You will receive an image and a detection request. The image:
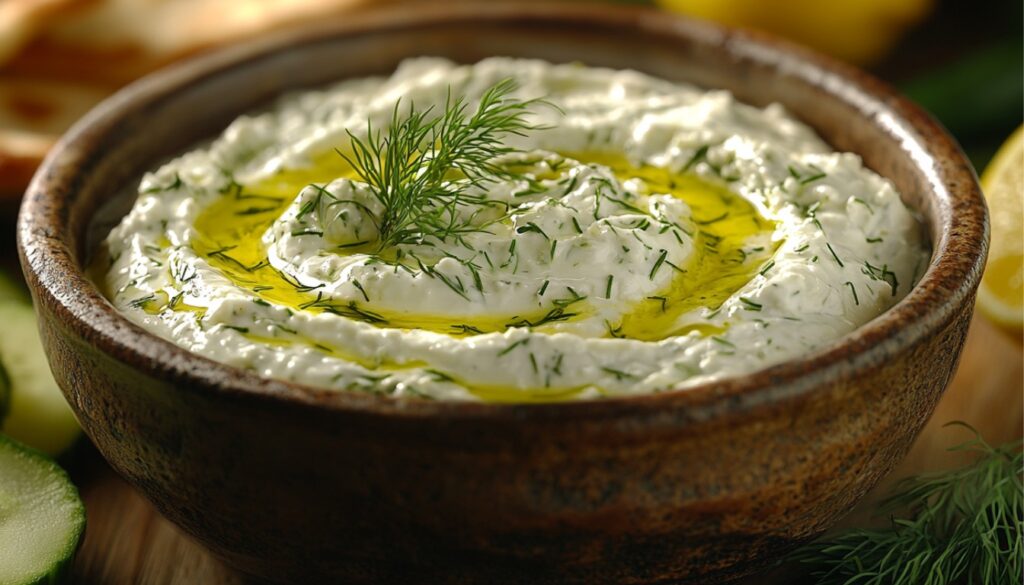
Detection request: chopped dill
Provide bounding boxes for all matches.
[337,240,371,249]
[235,206,280,216]
[571,216,584,234]
[647,295,668,312]
[845,281,859,305]
[852,197,874,213]
[649,249,668,279]
[694,211,729,226]
[605,320,625,338]
[682,144,710,171]
[498,338,529,357]
[826,242,844,267]
[516,222,549,239]
[425,368,455,382]
[739,297,763,311]
[863,261,900,296]
[351,279,370,302]
[128,294,156,309]
[600,366,636,381]
[290,229,324,238]
[451,324,484,335]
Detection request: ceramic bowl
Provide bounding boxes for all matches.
[17,4,987,584]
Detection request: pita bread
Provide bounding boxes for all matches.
[45,0,373,56]
[0,77,109,198]
[0,0,87,66]
[0,129,54,197]
[0,0,379,200]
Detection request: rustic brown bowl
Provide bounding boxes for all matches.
[17,4,987,584]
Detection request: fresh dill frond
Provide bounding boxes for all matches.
[340,79,548,253]
[790,422,1022,585]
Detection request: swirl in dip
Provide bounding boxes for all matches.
[95,58,929,401]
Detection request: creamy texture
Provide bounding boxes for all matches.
[96,57,928,401]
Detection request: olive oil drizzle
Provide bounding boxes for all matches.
[183,151,776,342]
[578,152,778,341]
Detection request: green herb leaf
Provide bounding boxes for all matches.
[791,422,1023,585]
[340,79,548,253]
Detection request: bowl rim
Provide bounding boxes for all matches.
[17,2,987,422]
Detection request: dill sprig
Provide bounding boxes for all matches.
[790,422,1022,585]
[341,79,547,253]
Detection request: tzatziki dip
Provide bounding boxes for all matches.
[95,57,929,401]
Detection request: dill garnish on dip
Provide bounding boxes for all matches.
[94,58,928,401]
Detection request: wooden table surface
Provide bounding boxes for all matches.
[68,315,1022,584]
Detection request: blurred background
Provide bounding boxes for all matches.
[0,0,1020,205]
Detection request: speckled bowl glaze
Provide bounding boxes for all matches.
[18,4,987,584]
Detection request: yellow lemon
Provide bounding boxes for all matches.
[977,125,1023,340]
[656,0,933,65]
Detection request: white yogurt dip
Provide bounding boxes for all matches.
[96,57,928,401]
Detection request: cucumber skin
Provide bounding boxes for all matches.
[23,560,71,585]
[0,434,86,585]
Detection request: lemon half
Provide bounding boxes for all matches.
[977,125,1023,340]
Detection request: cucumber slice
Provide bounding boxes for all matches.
[0,434,85,585]
[0,303,80,456]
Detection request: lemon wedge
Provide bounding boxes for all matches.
[977,125,1023,340]
[655,0,932,65]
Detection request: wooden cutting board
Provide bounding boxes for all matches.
[68,315,1023,585]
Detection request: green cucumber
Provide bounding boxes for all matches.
[0,434,85,585]
[0,303,79,456]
